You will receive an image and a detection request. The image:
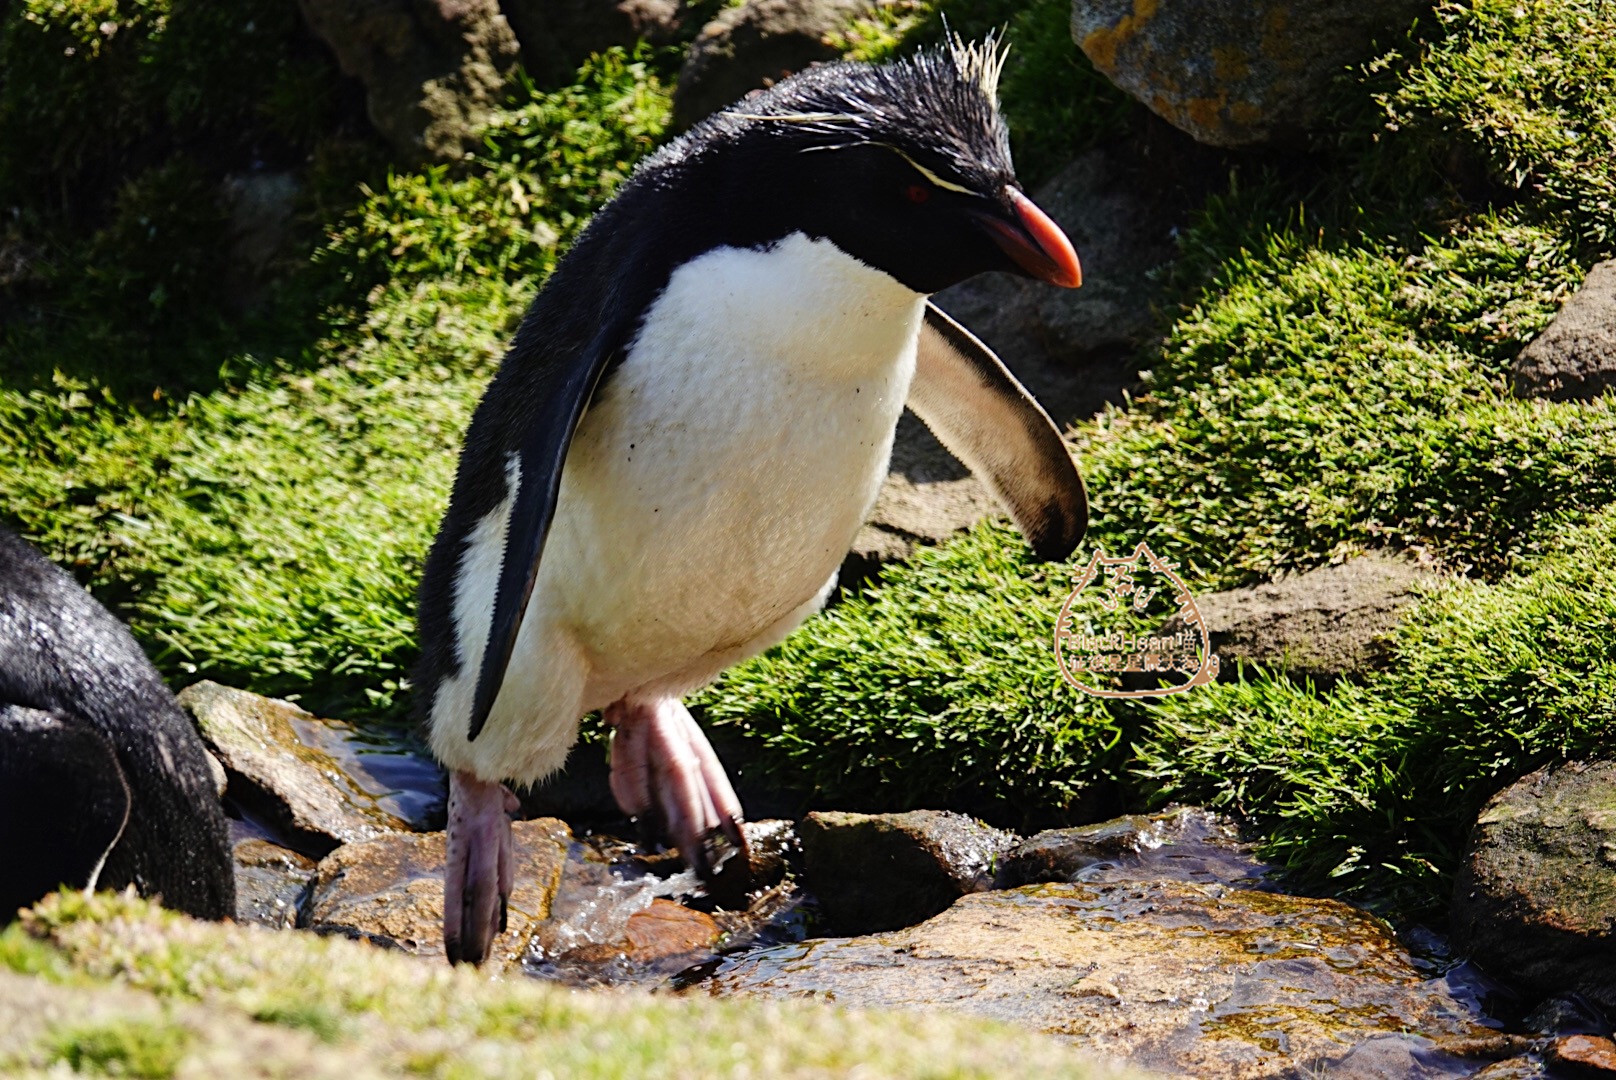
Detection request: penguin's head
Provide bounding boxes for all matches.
[685,35,1082,296]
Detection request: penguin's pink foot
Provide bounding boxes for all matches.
[605,696,749,879]
[443,770,519,965]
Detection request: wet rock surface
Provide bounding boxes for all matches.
[527,820,803,987]
[1512,261,1616,401]
[672,0,879,129]
[799,810,1017,934]
[1070,0,1429,147]
[693,808,1538,1077]
[304,818,569,969]
[998,807,1275,889]
[1550,1035,1616,1074]
[296,0,519,160]
[181,681,444,854]
[1452,761,1616,1014]
[232,836,316,930]
[1163,551,1438,688]
[702,875,1495,1078]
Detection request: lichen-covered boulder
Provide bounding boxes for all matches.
[1069,0,1429,146]
[1451,761,1616,1013]
[671,0,880,130]
[502,0,685,86]
[297,0,519,161]
[180,681,444,854]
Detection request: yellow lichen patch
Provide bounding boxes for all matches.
[1211,45,1251,84]
[1080,0,1161,75]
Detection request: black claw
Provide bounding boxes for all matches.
[635,810,665,853]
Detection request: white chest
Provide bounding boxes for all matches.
[541,233,926,688]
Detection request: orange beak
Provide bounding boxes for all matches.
[971,187,1083,289]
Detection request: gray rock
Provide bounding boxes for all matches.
[503,0,684,86]
[1451,761,1616,1014]
[297,0,519,161]
[220,170,302,311]
[1070,0,1429,146]
[1175,551,1437,688]
[1512,260,1616,401]
[180,681,444,854]
[671,0,877,130]
[233,838,316,930]
[798,810,1017,934]
[704,880,1493,1077]
[998,806,1275,889]
[303,818,570,970]
[935,147,1178,365]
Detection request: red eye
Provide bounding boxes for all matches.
[904,184,930,204]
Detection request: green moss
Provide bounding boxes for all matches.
[1139,505,1616,913]
[249,999,343,1044]
[0,892,1135,1079]
[1386,0,1616,248]
[698,519,1122,818]
[49,1018,189,1079]
[0,49,669,719]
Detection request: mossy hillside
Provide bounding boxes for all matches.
[1139,504,1616,912]
[701,0,1616,903]
[0,0,1613,915]
[0,0,345,396]
[1,50,670,718]
[0,891,1135,1079]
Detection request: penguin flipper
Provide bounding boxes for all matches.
[908,302,1087,562]
[425,329,622,746]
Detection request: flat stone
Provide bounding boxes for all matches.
[181,681,443,855]
[1550,1035,1616,1074]
[1512,260,1616,401]
[1167,552,1437,688]
[1451,761,1616,1014]
[798,810,1017,934]
[233,838,316,930]
[303,819,569,970]
[1071,0,1429,147]
[702,880,1492,1078]
[557,898,722,974]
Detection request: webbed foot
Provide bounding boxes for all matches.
[443,770,518,965]
[605,696,749,879]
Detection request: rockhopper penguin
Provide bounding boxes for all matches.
[416,36,1089,965]
[0,527,234,921]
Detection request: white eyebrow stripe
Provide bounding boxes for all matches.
[880,145,975,194]
[726,111,857,124]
